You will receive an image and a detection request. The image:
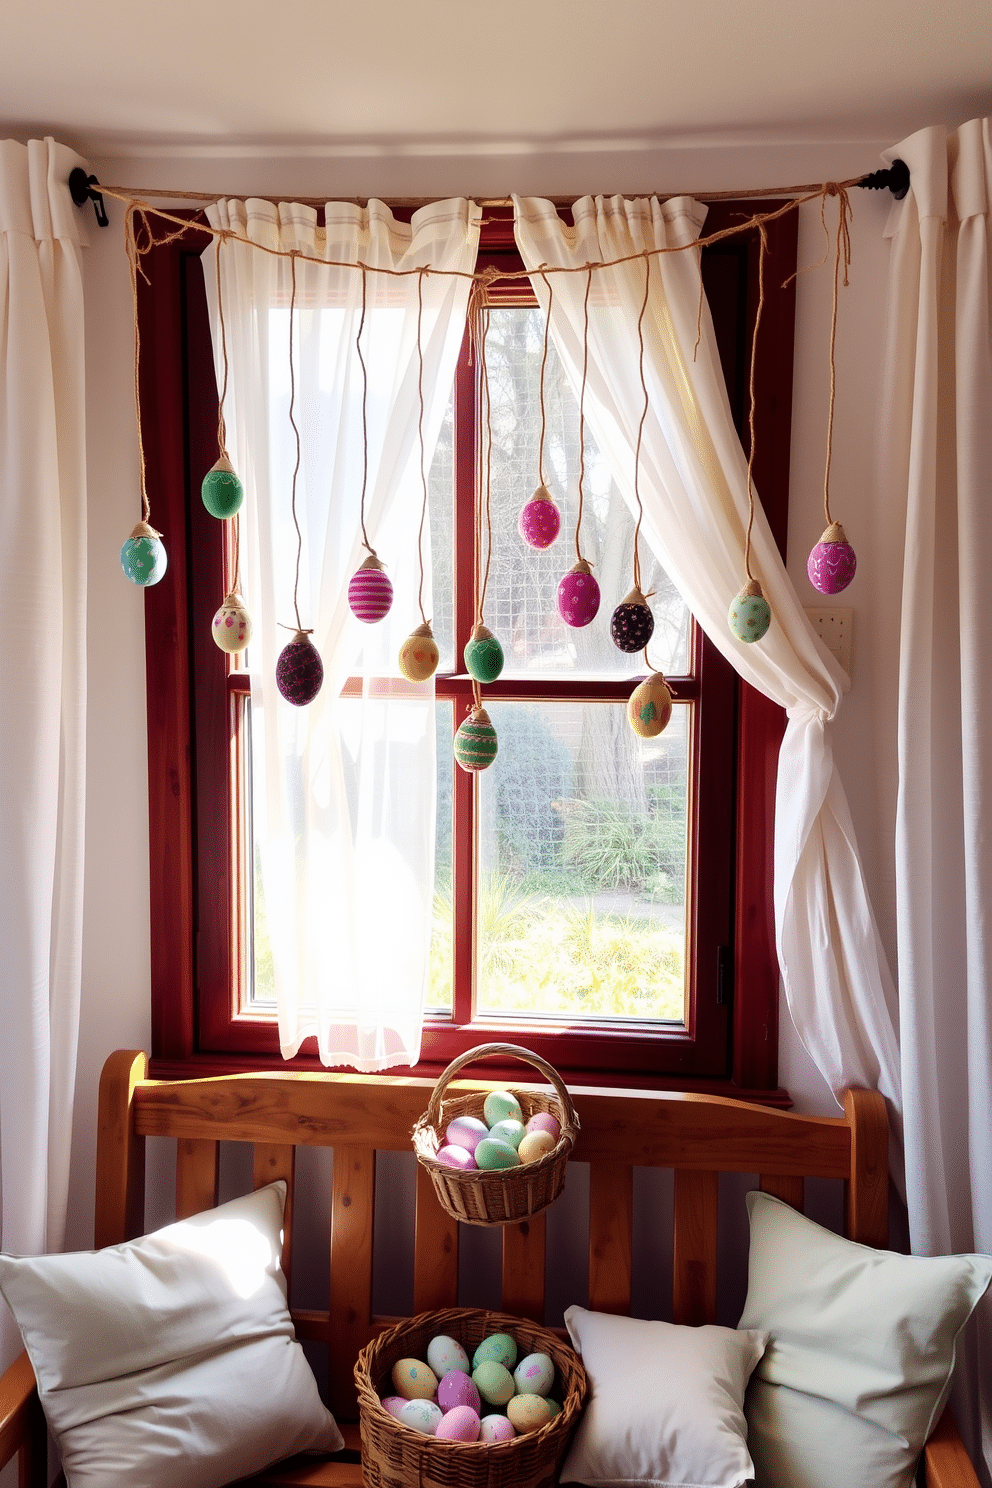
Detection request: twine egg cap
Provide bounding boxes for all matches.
[568,559,594,577]
[210,454,236,475]
[470,705,493,727]
[358,553,386,573]
[530,484,555,503]
[130,520,162,541]
[819,521,849,545]
[410,620,434,640]
[740,578,765,600]
[470,623,495,643]
[619,585,649,608]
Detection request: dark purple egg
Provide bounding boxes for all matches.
[276,633,324,706]
[610,589,655,653]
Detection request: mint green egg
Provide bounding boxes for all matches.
[121,534,168,587]
[487,1118,525,1150]
[201,458,244,519]
[483,1089,523,1127]
[474,1137,520,1171]
[472,1333,518,1371]
[728,592,771,643]
[472,1360,515,1406]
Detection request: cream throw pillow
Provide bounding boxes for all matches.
[0,1181,344,1488]
[559,1305,768,1487]
[739,1190,992,1488]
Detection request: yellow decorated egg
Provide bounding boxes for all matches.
[506,1394,554,1434]
[517,1129,557,1165]
[399,623,440,683]
[391,1357,438,1401]
[627,672,673,739]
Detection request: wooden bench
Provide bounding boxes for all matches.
[0,1049,981,1487]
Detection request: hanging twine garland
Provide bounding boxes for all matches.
[205,232,253,654]
[807,187,857,595]
[728,222,773,645]
[399,266,442,683]
[612,250,657,656]
[518,266,562,549]
[557,266,601,629]
[348,262,395,624]
[119,203,168,587]
[463,278,504,690]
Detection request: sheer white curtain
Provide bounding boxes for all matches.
[203,198,480,1070]
[0,138,87,1361]
[513,194,901,1123]
[878,119,992,1481]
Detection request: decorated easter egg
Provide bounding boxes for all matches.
[436,1406,481,1442]
[473,1334,518,1372]
[444,1115,489,1155]
[437,1371,481,1414]
[348,554,393,624]
[120,522,168,587]
[483,1090,523,1127]
[435,1144,476,1171]
[398,1399,443,1435]
[610,586,655,653]
[200,455,244,519]
[474,1137,520,1171]
[525,1112,560,1141]
[391,1358,439,1401]
[398,622,440,683]
[728,581,771,644]
[517,1129,557,1165]
[627,672,673,740]
[472,1360,516,1407]
[453,707,498,773]
[479,1414,516,1443]
[513,1352,555,1398]
[211,591,252,654]
[276,631,324,706]
[427,1335,471,1380]
[464,624,504,683]
[518,485,561,549]
[506,1394,554,1434]
[487,1118,525,1150]
[380,1396,406,1420]
[807,520,857,594]
[557,560,600,628]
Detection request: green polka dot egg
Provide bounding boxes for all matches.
[453,707,498,773]
[728,580,772,643]
[201,456,244,519]
[120,522,168,587]
[627,672,673,739]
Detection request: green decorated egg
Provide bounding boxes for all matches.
[483,1089,523,1127]
[472,1361,516,1407]
[627,672,673,739]
[201,456,244,519]
[464,624,504,683]
[473,1333,518,1371]
[728,580,772,643]
[474,1137,520,1171]
[453,707,498,773]
[487,1118,525,1150]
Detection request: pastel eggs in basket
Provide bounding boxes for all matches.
[381,1329,560,1442]
[436,1094,561,1173]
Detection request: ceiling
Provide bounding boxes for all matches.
[2,0,989,163]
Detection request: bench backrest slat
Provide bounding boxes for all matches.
[176,1137,220,1220]
[587,1161,633,1315]
[672,1169,719,1326]
[413,1165,460,1314]
[252,1144,296,1288]
[502,1214,547,1321]
[329,1145,376,1418]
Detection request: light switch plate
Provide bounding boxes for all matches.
[805,606,853,675]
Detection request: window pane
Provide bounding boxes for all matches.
[476,701,688,1024]
[483,308,690,679]
[428,701,454,1014]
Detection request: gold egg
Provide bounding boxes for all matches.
[627,672,673,739]
[399,623,440,683]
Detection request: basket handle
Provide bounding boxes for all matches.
[425,1042,580,1136]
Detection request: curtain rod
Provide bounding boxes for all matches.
[68,163,910,227]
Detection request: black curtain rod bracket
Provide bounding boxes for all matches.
[857,159,910,200]
[68,168,109,227]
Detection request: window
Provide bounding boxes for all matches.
[138,202,796,1094]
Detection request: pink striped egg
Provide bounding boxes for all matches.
[348,555,393,624]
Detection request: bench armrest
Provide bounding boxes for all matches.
[925,1408,982,1488]
[0,1351,47,1485]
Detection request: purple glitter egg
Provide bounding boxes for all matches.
[348,556,393,624]
[518,486,561,549]
[807,539,857,594]
[276,633,324,706]
[557,562,600,628]
[438,1372,482,1414]
[610,589,655,653]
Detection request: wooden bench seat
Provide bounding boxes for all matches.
[0,1050,980,1486]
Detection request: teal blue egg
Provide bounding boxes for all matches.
[201,457,244,519]
[728,589,772,643]
[483,1089,523,1127]
[487,1118,525,1150]
[472,1334,518,1372]
[474,1137,520,1171]
[464,626,504,683]
[121,527,168,587]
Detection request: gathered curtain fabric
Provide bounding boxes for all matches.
[0,138,88,1364]
[512,194,902,1128]
[203,197,480,1070]
[879,119,992,1481]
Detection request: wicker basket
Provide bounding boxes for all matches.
[355,1306,587,1488]
[412,1044,580,1227]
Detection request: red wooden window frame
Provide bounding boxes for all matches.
[136,202,795,1097]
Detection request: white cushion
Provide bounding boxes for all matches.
[738,1190,992,1488]
[559,1304,768,1487]
[0,1181,344,1488]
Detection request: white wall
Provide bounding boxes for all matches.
[70,139,902,1262]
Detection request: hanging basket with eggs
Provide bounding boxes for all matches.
[412,1044,580,1227]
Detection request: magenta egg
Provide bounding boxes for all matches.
[436,1145,476,1171]
[380,1396,406,1420]
[436,1406,481,1443]
[807,522,857,594]
[348,555,394,623]
[438,1372,481,1414]
[445,1115,489,1154]
[479,1415,516,1443]
[276,632,324,706]
[557,561,600,628]
[518,485,561,549]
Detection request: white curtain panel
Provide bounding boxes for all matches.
[0,139,87,1362]
[513,194,901,1123]
[879,119,992,1482]
[203,198,480,1070]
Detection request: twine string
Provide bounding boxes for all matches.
[213,231,231,457]
[415,267,431,627]
[632,250,651,595]
[743,222,769,584]
[536,266,553,487]
[478,296,495,623]
[575,266,593,565]
[287,251,304,632]
[822,188,852,526]
[355,262,374,558]
[124,204,151,524]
